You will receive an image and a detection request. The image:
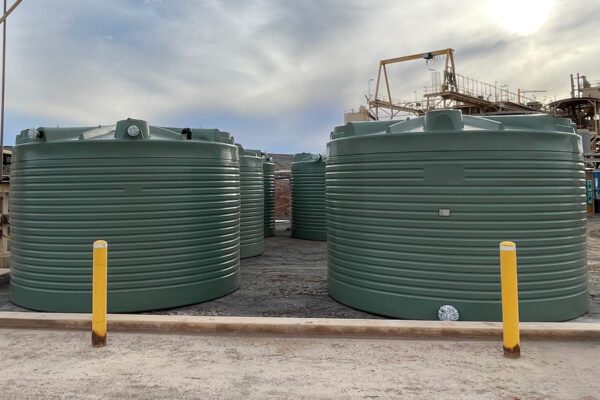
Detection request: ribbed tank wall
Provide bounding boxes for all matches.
[239,152,264,258]
[291,154,326,241]
[263,160,276,237]
[327,112,588,322]
[10,134,240,313]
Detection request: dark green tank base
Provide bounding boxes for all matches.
[328,279,589,322]
[240,243,264,258]
[292,228,326,241]
[264,227,275,237]
[10,271,240,313]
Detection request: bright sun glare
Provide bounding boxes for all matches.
[487,0,557,35]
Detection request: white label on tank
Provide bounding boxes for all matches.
[439,208,451,217]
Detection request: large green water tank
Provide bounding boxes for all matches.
[263,154,276,237]
[10,119,241,312]
[291,153,326,241]
[237,146,264,258]
[327,110,588,321]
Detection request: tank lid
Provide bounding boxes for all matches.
[261,151,274,163]
[16,119,236,145]
[236,144,262,158]
[330,110,577,140]
[293,152,323,162]
[162,127,235,144]
[330,120,398,140]
[388,111,576,134]
[240,148,274,162]
[245,148,263,157]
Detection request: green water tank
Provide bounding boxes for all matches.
[327,110,588,321]
[263,153,276,237]
[10,119,241,312]
[237,146,264,258]
[291,153,326,241]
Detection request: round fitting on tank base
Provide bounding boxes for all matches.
[438,305,460,321]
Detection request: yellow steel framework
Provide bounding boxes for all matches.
[368,48,542,120]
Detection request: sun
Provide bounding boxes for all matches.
[486,0,557,35]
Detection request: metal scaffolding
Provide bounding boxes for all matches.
[549,73,600,167]
[368,48,544,120]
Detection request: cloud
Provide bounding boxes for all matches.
[2,0,599,152]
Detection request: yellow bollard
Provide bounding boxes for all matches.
[499,241,520,358]
[92,240,108,347]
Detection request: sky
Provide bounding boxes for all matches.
[2,0,599,153]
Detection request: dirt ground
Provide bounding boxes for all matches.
[0,329,597,400]
[1,219,599,321]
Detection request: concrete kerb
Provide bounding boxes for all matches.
[1,312,600,341]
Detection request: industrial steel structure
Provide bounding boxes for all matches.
[549,73,600,165]
[368,48,543,120]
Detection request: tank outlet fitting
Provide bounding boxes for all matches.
[438,305,460,321]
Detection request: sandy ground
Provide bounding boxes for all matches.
[0,329,597,400]
[0,220,599,321]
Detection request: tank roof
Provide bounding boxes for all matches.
[16,119,235,145]
[332,110,576,140]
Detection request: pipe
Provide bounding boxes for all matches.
[0,0,6,180]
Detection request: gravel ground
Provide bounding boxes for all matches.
[147,223,377,319]
[581,217,600,321]
[0,329,598,400]
[1,220,599,321]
